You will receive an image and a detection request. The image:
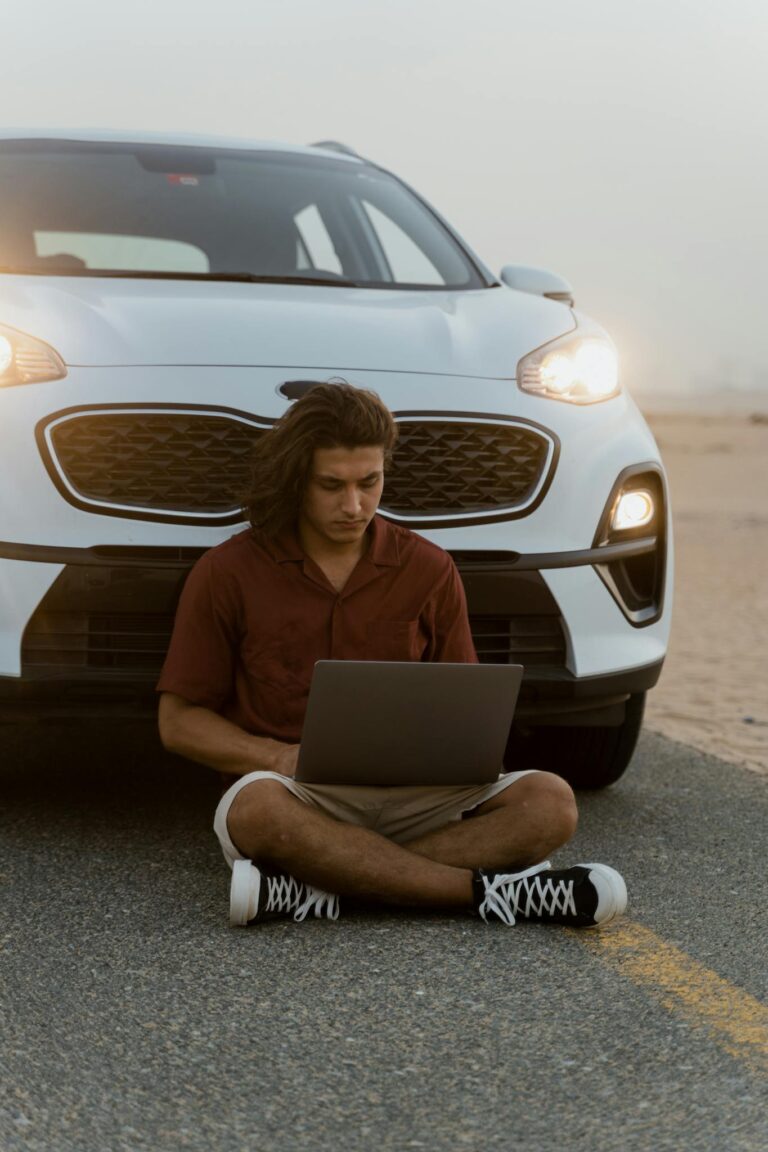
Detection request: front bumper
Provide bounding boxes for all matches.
[0,540,666,724]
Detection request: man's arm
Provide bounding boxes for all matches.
[158,692,299,778]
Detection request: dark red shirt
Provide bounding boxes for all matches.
[157,515,477,742]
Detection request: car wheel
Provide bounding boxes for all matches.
[505,692,646,789]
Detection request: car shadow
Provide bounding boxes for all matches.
[2,718,220,853]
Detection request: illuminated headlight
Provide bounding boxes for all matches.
[518,335,619,404]
[612,489,655,531]
[0,323,67,387]
[0,335,12,375]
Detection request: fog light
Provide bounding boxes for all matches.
[612,490,654,531]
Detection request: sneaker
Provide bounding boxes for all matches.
[229,859,340,927]
[473,861,627,927]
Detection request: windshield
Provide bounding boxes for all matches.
[0,140,487,290]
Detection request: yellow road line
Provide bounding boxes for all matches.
[578,920,768,1078]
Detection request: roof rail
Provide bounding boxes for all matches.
[309,140,363,159]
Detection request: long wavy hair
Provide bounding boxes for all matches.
[243,383,398,537]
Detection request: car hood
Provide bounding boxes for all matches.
[0,276,575,378]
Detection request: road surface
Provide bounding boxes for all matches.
[1,721,766,1151]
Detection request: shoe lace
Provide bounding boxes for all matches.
[264,873,340,922]
[479,862,576,926]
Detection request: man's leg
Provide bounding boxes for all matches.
[404,771,577,872]
[227,771,576,907]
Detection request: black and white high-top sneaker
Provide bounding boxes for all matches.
[230,860,340,927]
[473,861,627,927]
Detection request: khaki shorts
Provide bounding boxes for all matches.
[213,769,538,869]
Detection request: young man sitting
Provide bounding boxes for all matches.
[158,383,626,928]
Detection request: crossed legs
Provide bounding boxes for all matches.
[226,771,578,909]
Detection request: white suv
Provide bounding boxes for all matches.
[0,129,671,787]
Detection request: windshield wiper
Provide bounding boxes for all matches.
[200,271,365,287]
[0,266,488,291]
[0,266,365,287]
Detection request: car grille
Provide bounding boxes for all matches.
[46,410,263,516]
[472,616,566,667]
[22,612,564,675]
[41,408,555,526]
[21,559,567,723]
[383,420,552,519]
[23,612,175,671]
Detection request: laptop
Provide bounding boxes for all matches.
[295,660,523,787]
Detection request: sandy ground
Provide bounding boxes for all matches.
[642,408,768,776]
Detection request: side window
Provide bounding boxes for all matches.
[294,204,343,275]
[34,231,209,272]
[360,201,444,285]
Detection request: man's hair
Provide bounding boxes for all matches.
[243,382,398,536]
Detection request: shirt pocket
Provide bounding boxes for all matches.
[365,620,425,662]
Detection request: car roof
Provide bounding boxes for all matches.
[0,127,364,164]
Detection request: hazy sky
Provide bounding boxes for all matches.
[3,0,767,396]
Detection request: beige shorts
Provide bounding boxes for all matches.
[213,769,538,869]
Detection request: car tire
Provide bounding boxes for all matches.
[504,692,646,789]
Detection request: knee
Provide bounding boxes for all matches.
[227,778,294,855]
[515,771,578,845]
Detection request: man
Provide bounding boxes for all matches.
[158,383,626,928]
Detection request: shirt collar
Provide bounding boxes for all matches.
[259,526,304,564]
[366,514,401,567]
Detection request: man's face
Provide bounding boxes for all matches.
[299,444,385,550]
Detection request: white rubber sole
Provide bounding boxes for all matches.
[582,862,628,925]
[230,859,260,927]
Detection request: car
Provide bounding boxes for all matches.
[0,129,672,788]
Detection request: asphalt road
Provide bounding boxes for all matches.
[1,721,767,1152]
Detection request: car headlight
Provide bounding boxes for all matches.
[0,324,67,387]
[517,334,619,404]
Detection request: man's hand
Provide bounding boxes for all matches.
[271,743,300,778]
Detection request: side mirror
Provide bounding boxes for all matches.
[499,264,574,307]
